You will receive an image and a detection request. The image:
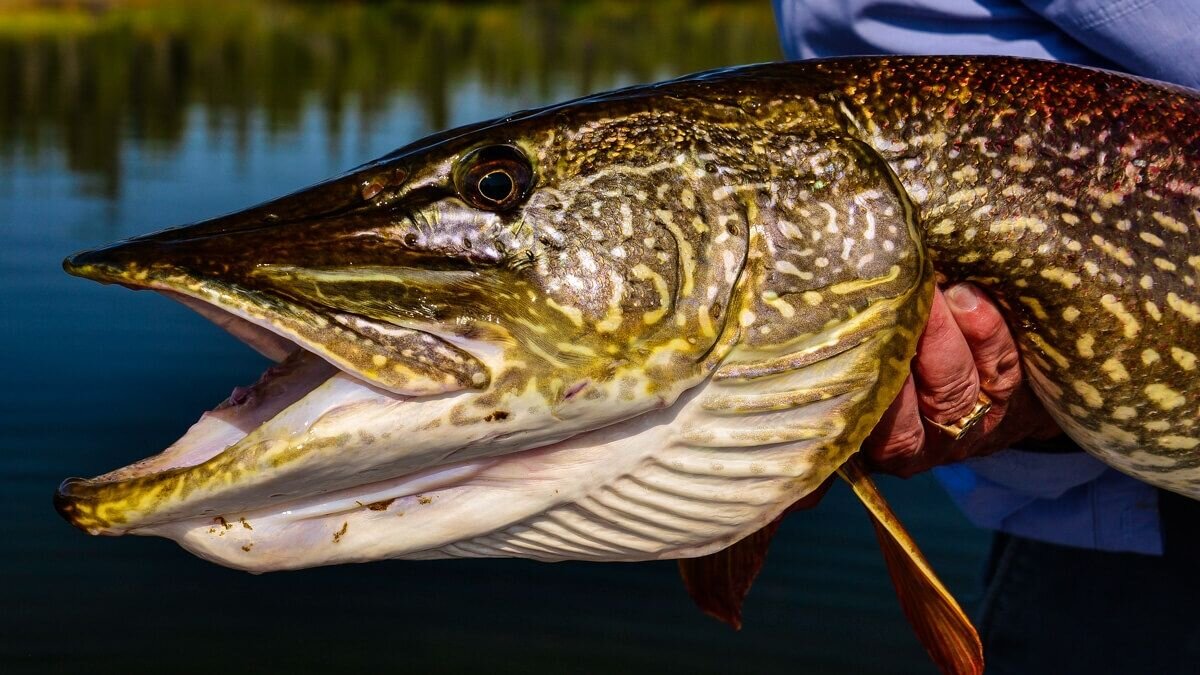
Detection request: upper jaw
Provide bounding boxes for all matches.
[62,246,489,397]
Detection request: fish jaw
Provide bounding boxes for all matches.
[52,316,710,540]
[106,375,841,572]
[62,241,490,398]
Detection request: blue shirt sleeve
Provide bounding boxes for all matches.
[774,0,1200,87]
[934,453,1162,554]
[772,0,1200,554]
[1021,0,1200,88]
[773,0,1122,67]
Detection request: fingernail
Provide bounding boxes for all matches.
[946,283,979,312]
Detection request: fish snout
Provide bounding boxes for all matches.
[54,477,116,536]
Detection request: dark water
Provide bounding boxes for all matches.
[0,2,989,672]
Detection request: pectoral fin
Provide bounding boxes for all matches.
[678,480,833,630]
[838,456,983,675]
[677,515,783,630]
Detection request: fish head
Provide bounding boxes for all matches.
[56,88,768,569]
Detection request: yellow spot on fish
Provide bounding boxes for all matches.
[991,216,1047,234]
[1075,334,1095,358]
[761,291,795,318]
[1145,383,1186,410]
[1152,212,1188,234]
[1102,358,1130,382]
[596,311,623,333]
[1040,268,1081,289]
[1158,436,1199,450]
[1027,334,1070,369]
[1112,405,1137,420]
[1145,420,1171,432]
[947,186,987,204]
[1140,231,1165,247]
[992,249,1014,263]
[1145,301,1163,321]
[1020,296,1050,320]
[1091,235,1135,266]
[1166,292,1200,322]
[1154,258,1177,272]
[829,265,901,295]
[739,309,757,327]
[680,188,695,209]
[631,264,670,325]
[372,355,387,367]
[1072,380,1104,408]
[1143,349,1161,365]
[801,291,823,306]
[1100,294,1140,337]
[556,342,596,357]
[1062,306,1081,322]
[1008,156,1036,172]
[544,299,584,328]
[1171,347,1197,371]
[930,219,955,236]
[775,259,814,281]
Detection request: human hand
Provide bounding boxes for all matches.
[862,283,1063,477]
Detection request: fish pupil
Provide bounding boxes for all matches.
[478,170,514,203]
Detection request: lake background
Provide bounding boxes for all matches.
[0,2,990,672]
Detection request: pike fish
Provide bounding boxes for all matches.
[56,56,1200,673]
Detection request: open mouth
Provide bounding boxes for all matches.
[52,248,525,552]
[53,281,439,529]
[51,264,674,572]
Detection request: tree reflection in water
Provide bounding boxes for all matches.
[0,1,780,198]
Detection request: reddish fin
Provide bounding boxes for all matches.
[678,479,833,629]
[678,515,783,630]
[837,456,984,675]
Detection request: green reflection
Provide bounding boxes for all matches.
[0,0,780,197]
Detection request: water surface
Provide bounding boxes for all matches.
[0,3,989,672]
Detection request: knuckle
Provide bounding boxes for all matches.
[921,374,980,421]
[984,348,1023,395]
[877,425,925,463]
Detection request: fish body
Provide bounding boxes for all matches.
[55,56,1199,574]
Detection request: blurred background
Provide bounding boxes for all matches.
[0,1,989,672]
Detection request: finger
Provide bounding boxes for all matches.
[944,282,1062,446]
[864,375,924,474]
[943,283,1021,403]
[913,288,982,426]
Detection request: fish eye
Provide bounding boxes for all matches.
[477,170,515,203]
[455,144,533,211]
